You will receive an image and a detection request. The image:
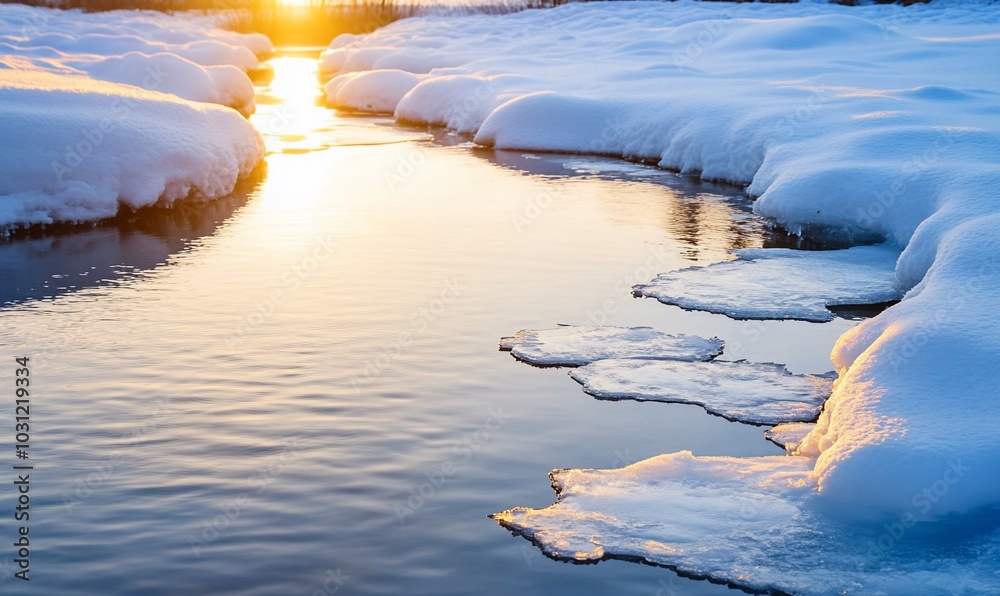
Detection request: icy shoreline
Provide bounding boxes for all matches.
[318,1,1000,592]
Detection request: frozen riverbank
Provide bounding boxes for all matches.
[319,1,1000,592]
[0,5,270,229]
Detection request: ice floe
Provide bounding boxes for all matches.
[634,245,903,322]
[569,359,832,425]
[492,451,1000,595]
[498,326,723,367]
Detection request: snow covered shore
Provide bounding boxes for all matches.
[0,5,269,229]
[321,1,1000,591]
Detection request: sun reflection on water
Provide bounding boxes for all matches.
[252,54,331,154]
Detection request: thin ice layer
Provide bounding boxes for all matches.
[569,359,832,425]
[633,245,902,322]
[493,452,1000,595]
[498,326,723,367]
[765,422,816,453]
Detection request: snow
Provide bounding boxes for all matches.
[492,452,1000,595]
[568,359,833,425]
[765,422,816,453]
[0,5,267,229]
[324,1,1000,590]
[0,4,270,114]
[802,214,1000,517]
[327,69,424,113]
[498,326,723,367]
[633,245,903,322]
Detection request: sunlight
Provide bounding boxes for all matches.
[251,55,332,156]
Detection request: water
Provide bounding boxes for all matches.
[0,53,860,594]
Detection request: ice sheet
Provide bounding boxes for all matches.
[499,326,723,367]
[569,359,832,425]
[633,245,902,322]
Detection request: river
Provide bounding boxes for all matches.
[0,50,860,595]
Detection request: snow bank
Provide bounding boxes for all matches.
[0,5,267,228]
[801,214,1000,516]
[329,0,1000,589]
[333,0,1000,499]
[634,245,902,322]
[0,70,263,228]
[569,359,832,425]
[498,326,722,366]
[0,4,269,114]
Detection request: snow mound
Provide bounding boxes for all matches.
[0,4,267,114]
[765,422,816,453]
[327,69,424,113]
[633,245,902,322]
[492,452,1000,595]
[74,52,256,115]
[0,69,263,228]
[801,214,1000,517]
[569,359,832,425]
[498,326,723,367]
[0,5,268,228]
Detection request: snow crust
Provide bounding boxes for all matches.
[0,5,267,228]
[498,326,723,367]
[634,245,903,322]
[569,359,832,425]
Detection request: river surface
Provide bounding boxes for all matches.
[0,51,860,595]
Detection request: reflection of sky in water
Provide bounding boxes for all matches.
[0,53,860,595]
